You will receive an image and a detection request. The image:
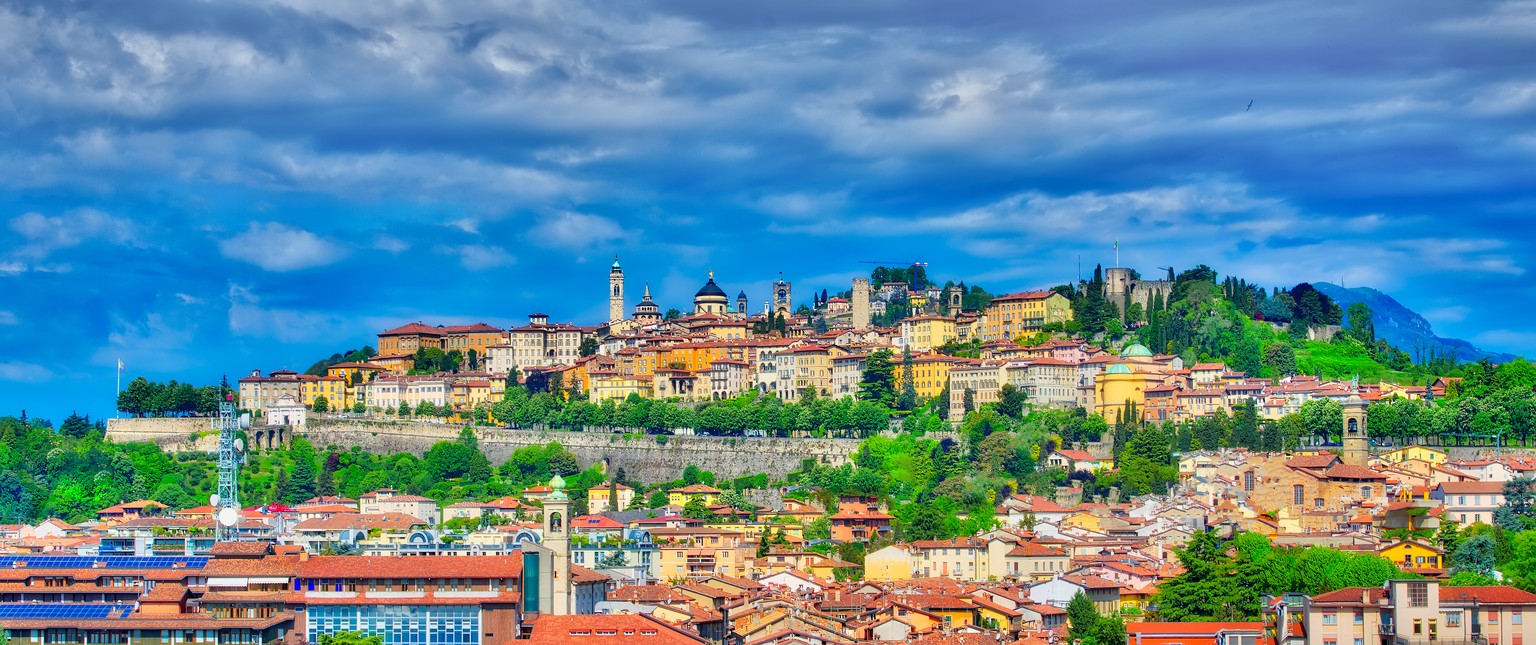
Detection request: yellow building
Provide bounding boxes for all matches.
[589,371,653,402]
[780,344,848,399]
[325,362,388,385]
[450,379,494,411]
[1061,511,1105,533]
[980,291,1072,341]
[864,545,913,581]
[300,375,349,411]
[376,322,445,355]
[1381,446,1448,466]
[668,484,724,507]
[658,341,746,373]
[894,353,971,399]
[1379,539,1444,571]
[652,527,751,580]
[901,316,957,353]
[1092,343,1170,424]
[587,483,635,514]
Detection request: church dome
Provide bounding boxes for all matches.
[695,278,728,301]
[1106,363,1134,375]
[1120,343,1153,358]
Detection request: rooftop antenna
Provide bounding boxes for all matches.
[212,375,248,542]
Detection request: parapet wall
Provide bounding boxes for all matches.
[106,418,860,483]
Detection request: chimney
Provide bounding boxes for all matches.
[299,550,310,562]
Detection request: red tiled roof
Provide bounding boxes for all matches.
[298,555,523,579]
[526,613,706,645]
[1441,586,1536,604]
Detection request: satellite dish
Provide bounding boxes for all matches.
[217,507,239,528]
[235,438,246,453]
[238,413,252,429]
[209,494,221,507]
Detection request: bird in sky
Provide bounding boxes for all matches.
[1246,100,1254,112]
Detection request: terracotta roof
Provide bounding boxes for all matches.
[1286,454,1341,469]
[609,584,692,604]
[1441,586,1536,604]
[1127,622,1262,635]
[526,613,707,645]
[1438,481,1504,494]
[297,555,522,579]
[209,541,272,557]
[292,513,429,532]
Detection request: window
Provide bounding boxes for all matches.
[1324,614,1338,626]
[1489,610,1499,625]
[1447,612,1462,627]
[1361,486,1372,498]
[1355,612,1364,625]
[1295,485,1305,505]
[1414,619,1422,635]
[1409,582,1429,608]
[1514,611,1523,625]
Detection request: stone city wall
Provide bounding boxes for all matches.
[107,418,861,483]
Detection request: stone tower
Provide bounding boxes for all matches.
[543,474,573,615]
[737,291,749,317]
[773,278,793,317]
[946,285,963,312]
[608,256,625,323]
[1342,394,1369,468]
[851,278,871,330]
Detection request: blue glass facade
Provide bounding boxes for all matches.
[306,605,480,645]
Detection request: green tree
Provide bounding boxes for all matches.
[897,347,918,411]
[59,412,93,439]
[860,349,897,406]
[1067,591,1100,645]
[317,632,383,645]
[285,439,319,506]
[682,497,711,520]
[1346,303,1375,344]
[312,396,330,413]
[1452,534,1497,577]
[397,401,410,417]
[998,384,1027,419]
[647,490,669,508]
[415,401,437,417]
[804,516,832,541]
[579,338,599,357]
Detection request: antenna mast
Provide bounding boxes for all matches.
[212,381,247,542]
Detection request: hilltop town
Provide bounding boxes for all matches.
[8,260,1536,645]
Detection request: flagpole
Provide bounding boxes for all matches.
[116,359,122,418]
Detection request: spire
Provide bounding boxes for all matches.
[708,269,714,280]
[644,282,651,299]
[612,254,621,270]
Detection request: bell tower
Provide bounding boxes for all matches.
[1342,393,1369,468]
[773,277,793,317]
[608,256,625,323]
[543,474,573,615]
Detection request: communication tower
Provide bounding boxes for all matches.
[211,386,249,542]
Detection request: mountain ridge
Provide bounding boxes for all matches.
[1311,281,1516,363]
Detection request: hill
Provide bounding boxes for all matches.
[1312,282,1516,363]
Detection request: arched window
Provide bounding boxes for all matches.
[613,285,620,296]
[1348,418,1359,435]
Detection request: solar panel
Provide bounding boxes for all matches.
[0,604,135,620]
[7,555,208,569]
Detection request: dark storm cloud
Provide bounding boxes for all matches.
[0,0,1533,419]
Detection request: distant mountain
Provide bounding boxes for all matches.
[1311,282,1516,363]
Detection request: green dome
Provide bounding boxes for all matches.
[1120,343,1153,358]
[550,474,566,490]
[1106,363,1133,375]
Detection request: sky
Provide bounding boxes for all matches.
[2,0,1535,422]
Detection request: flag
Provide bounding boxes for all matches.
[1113,239,1118,251]
[117,359,124,372]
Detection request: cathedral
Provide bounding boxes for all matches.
[605,259,756,330]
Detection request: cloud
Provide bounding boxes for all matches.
[0,311,16,325]
[0,362,52,382]
[438,244,517,271]
[7,208,137,260]
[529,211,626,251]
[219,222,347,272]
